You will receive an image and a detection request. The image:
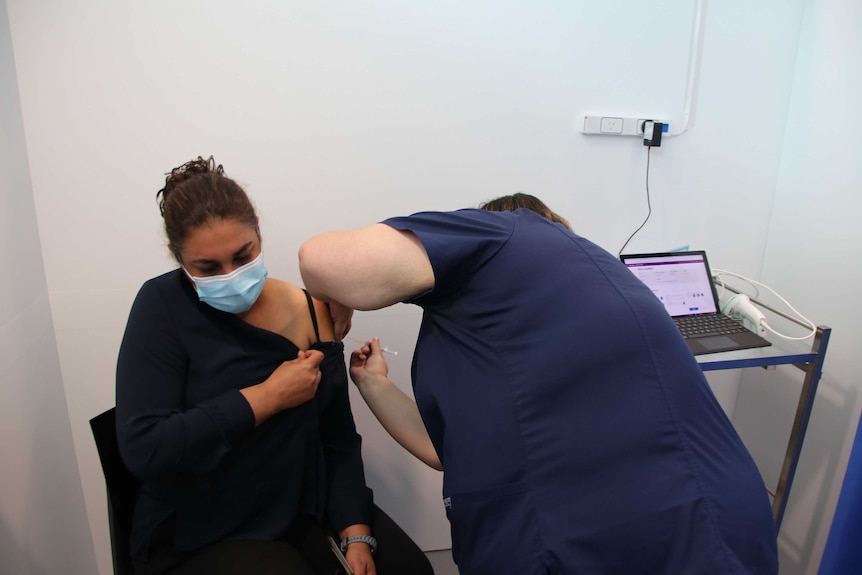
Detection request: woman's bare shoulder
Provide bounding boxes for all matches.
[268,279,335,341]
[263,278,307,307]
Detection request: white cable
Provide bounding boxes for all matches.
[711,268,817,341]
[671,0,707,136]
[760,321,816,341]
[713,271,761,301]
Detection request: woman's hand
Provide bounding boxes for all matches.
[349,337,389,390]
[345,543,376,575]
[339,524,376,575]
[265,349,325,409]
[242,349,324,426]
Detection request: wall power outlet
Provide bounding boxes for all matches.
[581,115,670,137]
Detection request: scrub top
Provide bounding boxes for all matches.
[383,208,778,575]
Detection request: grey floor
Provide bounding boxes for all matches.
[425,549,458,575]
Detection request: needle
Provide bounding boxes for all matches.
[347,338,398,356]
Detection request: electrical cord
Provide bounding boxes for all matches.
[618,146,652,257]
[712,268,817,340]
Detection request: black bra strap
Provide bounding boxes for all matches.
[303,289,321,343]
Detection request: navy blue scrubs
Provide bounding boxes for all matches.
[383,208,778,575]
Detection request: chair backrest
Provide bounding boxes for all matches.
[90,407,140,575]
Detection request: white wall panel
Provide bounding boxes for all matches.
[0,0,98,571]
[732,1,862,572]
[7,0,841,571]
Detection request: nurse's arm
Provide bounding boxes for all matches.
[298,223,434,310]
[350,339,443,471]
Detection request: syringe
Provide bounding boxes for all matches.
[347,338,398,356]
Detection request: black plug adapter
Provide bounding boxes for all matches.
[642,121,664,147]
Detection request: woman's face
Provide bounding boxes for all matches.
[179,218,261,277]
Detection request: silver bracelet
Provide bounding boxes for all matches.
[340,534,377,554]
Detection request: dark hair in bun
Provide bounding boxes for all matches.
[157,156,259,262]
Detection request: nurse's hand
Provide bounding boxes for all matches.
[348,337,442,470]
[327,301,354,341]
[349,337,388,389]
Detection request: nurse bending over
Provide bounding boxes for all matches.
[300,193,779,575]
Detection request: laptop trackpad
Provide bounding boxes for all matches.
[689,335,739,355]
[701,335,738,350]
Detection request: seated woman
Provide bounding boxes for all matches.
[115,156,433,575]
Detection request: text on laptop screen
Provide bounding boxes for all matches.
[623,254,717,317]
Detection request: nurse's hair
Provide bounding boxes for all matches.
[479,192,572,231]
[156,155,260,262]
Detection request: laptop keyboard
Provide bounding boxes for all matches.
[674,314,748,339]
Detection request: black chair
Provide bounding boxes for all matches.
[90,407,140,575]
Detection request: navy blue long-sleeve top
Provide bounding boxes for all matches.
[115,269,372,560]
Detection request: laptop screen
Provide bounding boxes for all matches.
[621,252,718,318]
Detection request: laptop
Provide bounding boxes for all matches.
[620,250,772,355]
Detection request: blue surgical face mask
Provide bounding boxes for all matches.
[185,252,268,314]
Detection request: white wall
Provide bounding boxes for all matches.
[7,0,848,573]
[0,1,98,573]
[731,0,862,573]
